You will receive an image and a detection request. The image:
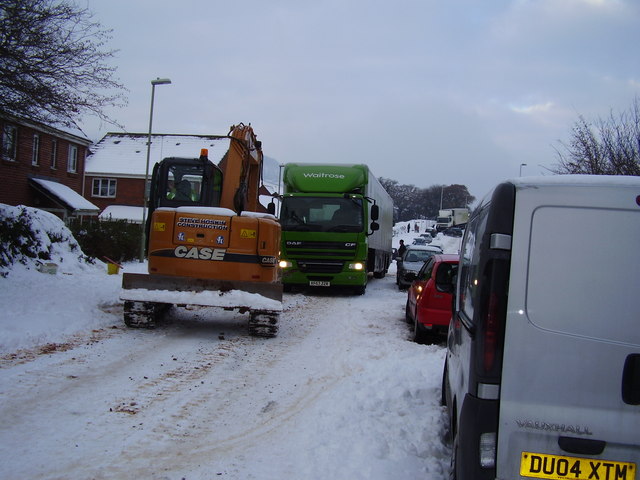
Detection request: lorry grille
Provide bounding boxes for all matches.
[297,260,344,274]
[285,240,357,257]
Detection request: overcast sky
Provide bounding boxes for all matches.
[82,0,640,202]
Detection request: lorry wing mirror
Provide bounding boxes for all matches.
[370,204,379,221]
[267,201,276,215]
[370,221,379,232]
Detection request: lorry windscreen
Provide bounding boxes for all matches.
[280,196,363,233]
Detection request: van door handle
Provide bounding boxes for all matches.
[622,353,640,405]
[558,437,605,455]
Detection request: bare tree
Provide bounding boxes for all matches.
[554,98,640,176]
[0,0,127,129]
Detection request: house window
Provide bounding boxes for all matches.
[67,144,78,173]
[92,178,117,198]
[2,124,18,161]
[51,139,58,169]
[32,134,40,165]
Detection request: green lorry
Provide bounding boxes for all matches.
[278,163,393,294]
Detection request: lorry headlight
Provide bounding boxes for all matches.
[479,432,496,468]
[279,260,292,268]
[348,262,364,271]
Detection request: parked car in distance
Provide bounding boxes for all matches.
[443,176,640,480]
[396,245,443,289]
[419,233,433,243]
[412,237,428,245]
[405,254,458,343]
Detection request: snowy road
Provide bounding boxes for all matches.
[0,269,450,480]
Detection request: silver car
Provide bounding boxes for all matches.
[396,244,442,289]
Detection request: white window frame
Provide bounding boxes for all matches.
[32,134,40,166]
[2,124,18,161]
[67,144,78,173]
[50,139,58,169]
[92,178,117,198]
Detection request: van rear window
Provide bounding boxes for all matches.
[526,206,640,346]
[458,207,488,323]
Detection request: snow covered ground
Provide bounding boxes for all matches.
[0,208,459,479]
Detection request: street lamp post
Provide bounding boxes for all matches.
[139,77,172,262]
[519,163,527,177]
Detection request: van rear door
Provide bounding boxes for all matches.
[496,181,640,480]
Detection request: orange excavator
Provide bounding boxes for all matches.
[120,124,282,337]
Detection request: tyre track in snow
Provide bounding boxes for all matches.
[109,293,373,477]
[0,291,348,478]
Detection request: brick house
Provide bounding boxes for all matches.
[85,133,278,223]
[1,111,99,222]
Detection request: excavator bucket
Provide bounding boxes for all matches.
[122,273,282,302]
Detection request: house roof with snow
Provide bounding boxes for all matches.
[86,133,232,178]
[30,178,99,215]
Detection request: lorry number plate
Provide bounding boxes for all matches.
[520,452,636,480]
[309,281,330,287]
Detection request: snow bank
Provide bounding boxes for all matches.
[393,220,461,255]
[0,204,118,353]
[0,204,100,276]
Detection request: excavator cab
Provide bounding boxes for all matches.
[151,154,222,208]
[146,151,223,245]
[148,148,222,223]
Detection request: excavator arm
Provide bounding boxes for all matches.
[218,123,264,213]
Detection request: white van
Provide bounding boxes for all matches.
[443,176,640,480]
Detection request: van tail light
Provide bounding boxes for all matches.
[479,255,509,375]
[484,292,499,372]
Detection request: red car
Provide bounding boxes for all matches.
[405,253,458,343]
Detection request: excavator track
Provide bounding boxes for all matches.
[248,311,280,338]
[123,301,168,329]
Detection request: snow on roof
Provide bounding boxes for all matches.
[240,211,277,220]
[173,206,237,216]
[30,178,99,213]
[510,174,640,187]
[86,133,232,177]
[99,206,276,223]
[99,205,146,223]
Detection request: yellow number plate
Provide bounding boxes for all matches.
[520,452,636,480]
